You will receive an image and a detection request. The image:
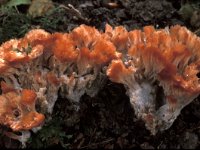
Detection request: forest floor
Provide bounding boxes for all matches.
[0,0,200,149]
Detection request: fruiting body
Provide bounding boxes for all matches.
[0,24,199,144]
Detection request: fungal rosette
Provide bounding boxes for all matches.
[107,25,200,134]
[51,25,121,104]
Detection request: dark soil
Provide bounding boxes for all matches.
[0,0,200,149]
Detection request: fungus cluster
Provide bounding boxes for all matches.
[0,24,199,144]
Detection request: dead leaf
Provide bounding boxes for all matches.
[28,0,54,18]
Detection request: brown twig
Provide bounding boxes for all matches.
[58,3,90,23]
[194,28,200,35]
[79,138,114,149]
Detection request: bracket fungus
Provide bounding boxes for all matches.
[0,24,199,144]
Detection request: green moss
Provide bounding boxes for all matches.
[27,118,73,148]
[0,7,31,44]
[0,5,70,44]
